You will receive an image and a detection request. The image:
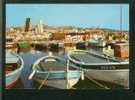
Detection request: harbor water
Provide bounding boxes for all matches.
[11,47,124,89]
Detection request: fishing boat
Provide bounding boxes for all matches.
[68,50,129,88]
[6,51,24,88]
[29,53,83,89]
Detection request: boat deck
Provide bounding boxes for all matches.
[39,61,74,71]
[71,53,112,64]
[39,61,67,71]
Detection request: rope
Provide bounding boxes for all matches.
[85,73,110,89]
[38,70,50,89]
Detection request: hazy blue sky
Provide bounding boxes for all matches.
[6,4,129,30]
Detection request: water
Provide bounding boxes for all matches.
[12,48,124,89]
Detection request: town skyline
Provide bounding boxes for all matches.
[6,4,129,31]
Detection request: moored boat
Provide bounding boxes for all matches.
[17,41,32,52]
[6,37,18,53]
[68,50,129,88]
[88,39,106,48]
[29,53,82,89]
[6,51,24,89]
[34,41,48,51]
[49,41,59,51]
[76,41,86,50]
[58,41,64,48]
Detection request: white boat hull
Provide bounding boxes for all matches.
[68,50,129,88]
[35,78,79,89]
[31,55,82,89]
[85,69,129,88]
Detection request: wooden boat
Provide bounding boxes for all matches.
[6,51,24,88]
[29,53,82,89]
[68,50,129,88]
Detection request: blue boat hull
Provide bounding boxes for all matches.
[6,52,24,89]
[6,70,21,88]
[34,70,81,89]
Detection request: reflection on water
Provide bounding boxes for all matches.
[19,51,46,88]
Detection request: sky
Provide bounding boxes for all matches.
[6,4,129,31]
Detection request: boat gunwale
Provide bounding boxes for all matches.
[36,70,81,74]
[70,65,129,71]
[35,70,81,80]
[32,55,65,71]
[67,50,129,66]
[69,61,129,70]
[6,53,24,77]
[32,55,81,81]
[32,55,81,74]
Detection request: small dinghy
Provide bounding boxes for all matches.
[68,50,129,88]
[29,53,83,89]
[6,51,24,89]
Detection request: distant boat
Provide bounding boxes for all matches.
[49,41,59,51]
[6,37,18,53]
[6,51,24,89]
[87,39,106,47]
[17,41,32,52]
[29,53,82,89]
[76,41,87,50]
[34,42,48,51]
[68,50,129,88]
[58,41,64,48]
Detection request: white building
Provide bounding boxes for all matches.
[36,20,44,33]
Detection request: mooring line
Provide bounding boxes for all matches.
[85,73,110,89]
[38,70,50,89]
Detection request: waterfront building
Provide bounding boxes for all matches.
[9,27,15,33]
[65,32,89,43]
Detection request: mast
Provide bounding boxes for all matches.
[120,5,123,40]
